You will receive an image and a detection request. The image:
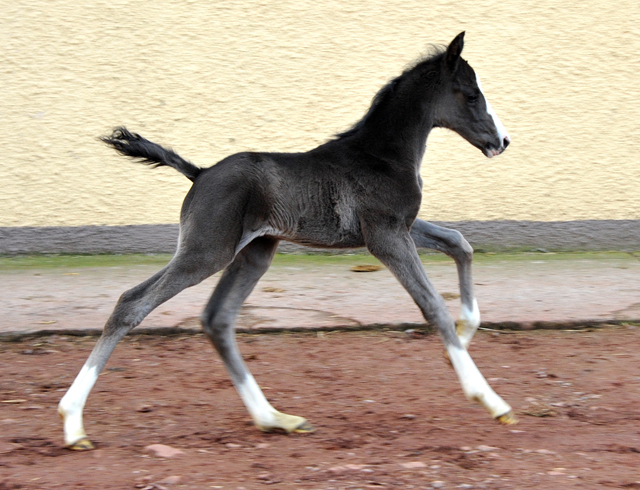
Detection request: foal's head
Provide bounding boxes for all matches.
[434,32,511,158]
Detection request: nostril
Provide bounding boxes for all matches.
[503,137,510,149]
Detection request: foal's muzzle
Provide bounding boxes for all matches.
[484,135,511,158]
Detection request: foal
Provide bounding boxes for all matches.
[59,32,515,450]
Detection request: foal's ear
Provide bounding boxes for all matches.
[445,31,465,71]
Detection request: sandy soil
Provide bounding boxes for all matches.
[1,327,639,489]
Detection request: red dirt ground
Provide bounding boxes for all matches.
[1,326,639,490]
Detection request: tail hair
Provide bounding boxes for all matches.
[101,127,202,182]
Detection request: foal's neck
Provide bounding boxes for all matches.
[354,72,439,168]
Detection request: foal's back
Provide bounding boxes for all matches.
[182,140,420,250]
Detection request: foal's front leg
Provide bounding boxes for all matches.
[201,237,314,434]
[365,224,516,424]
[410,219,479,349]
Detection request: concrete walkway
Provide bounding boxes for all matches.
[1,252,639,338]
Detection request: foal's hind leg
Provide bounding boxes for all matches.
[58,254,224,449]
[364,223,516,424]
[201,237,313,433]
[410,219,479,349]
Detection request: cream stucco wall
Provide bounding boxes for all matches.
[1,0,639,227]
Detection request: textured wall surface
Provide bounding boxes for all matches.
[1,0,639,227]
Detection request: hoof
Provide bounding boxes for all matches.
[496,411,519,425]
[256,412,314,434]
[292,420,316,434]
[68,438,94,451]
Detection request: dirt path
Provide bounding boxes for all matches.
[1,327,639,489]
[3,252,640,337]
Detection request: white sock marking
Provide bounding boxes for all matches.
[458,299,480,349]
[235,374,306,432]
[475,73,510,146]
[58,364,98,446]
[446,345,511,418]
[236,374,279,427]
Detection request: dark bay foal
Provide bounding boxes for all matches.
[59,32,515,450]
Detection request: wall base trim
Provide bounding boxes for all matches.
[1,220,639,255]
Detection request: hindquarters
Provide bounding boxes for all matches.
[175,153,267,261]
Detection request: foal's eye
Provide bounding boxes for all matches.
[466,94,479,104]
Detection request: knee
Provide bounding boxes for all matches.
[200,310,230,341]
[460,236,474,262]
[448,230,474,262]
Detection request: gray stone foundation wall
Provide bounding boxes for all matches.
[1,220,639,255]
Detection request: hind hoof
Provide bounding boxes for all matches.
[256,411,314,434]
[496,411,519,425]
[68,438,94,451]
[293,421,316,434]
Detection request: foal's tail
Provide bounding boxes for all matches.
[101,127,202,182]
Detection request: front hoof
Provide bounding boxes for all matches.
[68,438,95,451]
[496,411,519,425]
[292,420,316,434]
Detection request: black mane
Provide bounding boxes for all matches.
[334,46,447,141]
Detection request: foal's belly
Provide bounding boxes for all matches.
[286,233,366,249]
[272,220,366,249]
[262,213,364,249]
